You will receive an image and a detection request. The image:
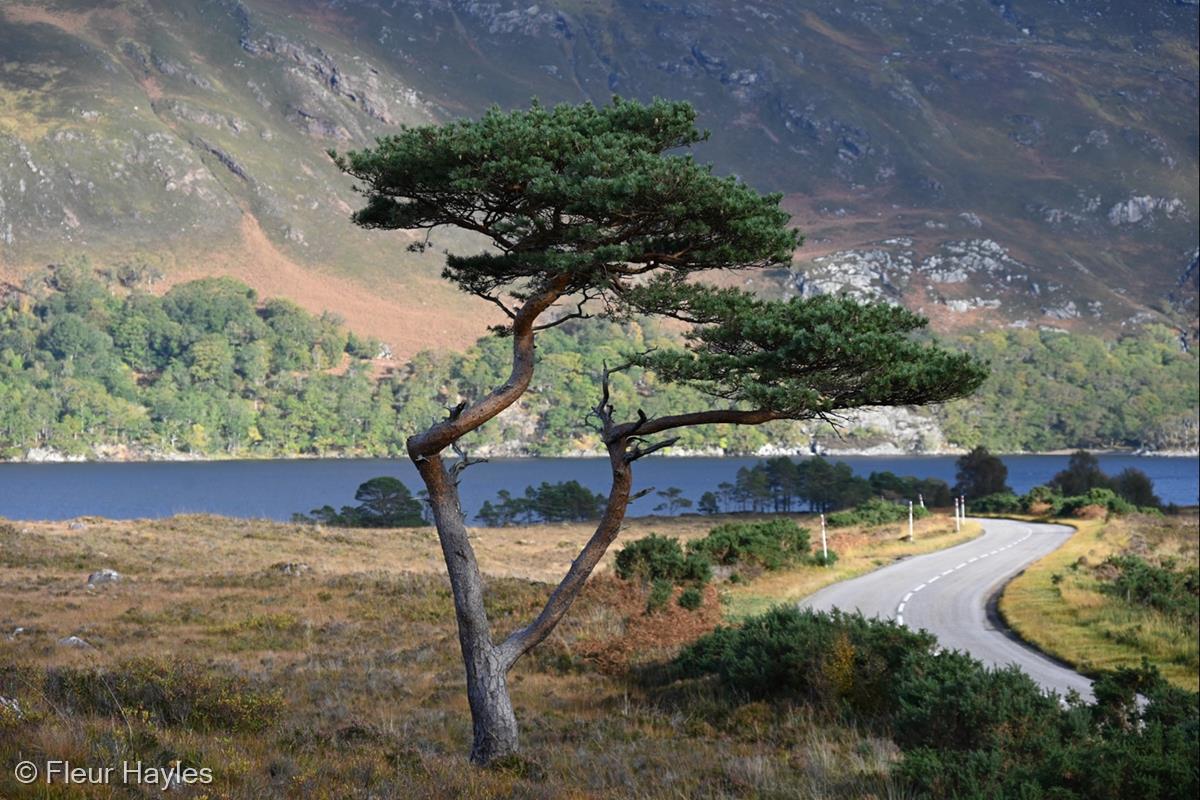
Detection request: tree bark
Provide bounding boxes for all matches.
[404,282,568,763]
[499,438,633,666]
[412,452,522,763]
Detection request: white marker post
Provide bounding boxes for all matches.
[908,500,914,542]
[954,497,961,531]
[820,513,828,563]
[918,492,925,510]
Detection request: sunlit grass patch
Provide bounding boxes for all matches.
[1000,512,1199,689]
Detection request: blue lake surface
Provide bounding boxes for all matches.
[1,454,1196,522]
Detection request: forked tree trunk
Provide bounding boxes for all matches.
[402,280,655,764]
[412,427,636,764]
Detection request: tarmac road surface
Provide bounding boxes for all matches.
[801,517,1094,700]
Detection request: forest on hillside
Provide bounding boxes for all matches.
[0,263,1195,459]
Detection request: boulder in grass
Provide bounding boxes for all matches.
[87,568,121,588]
[57,635,93,649]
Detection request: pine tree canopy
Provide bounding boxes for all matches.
[334,97,986,433]
[332,97,799,301]
[623,279,989,420]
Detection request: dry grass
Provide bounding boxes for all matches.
[999,512,1200,690]
[0,513,930,799]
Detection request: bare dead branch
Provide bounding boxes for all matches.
[448,441,487,482]
[474,291,517,320]
[625,436,680,463]
[532,290,597,332]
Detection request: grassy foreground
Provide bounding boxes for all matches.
[0,511,969,798]
[999,511,1199,690]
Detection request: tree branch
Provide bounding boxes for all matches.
[498,436,634,669]
[625,436,681,463]
[612,408,789,440]
[448,441,487,484]
[532,290,596,332]
[408,273,572,458]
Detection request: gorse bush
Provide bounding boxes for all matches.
[1058,487,1135,516]
[969,485,1150,517]
[44,657,283,733]
[677,586,703,611]
[667,608,1199,800]
[826,497,931,528]
[614,534,711,585]
[646,578,674,614]
[967,492,1024,514]
[670,607,935,717]
[1099,555,1200,622]
[687,519,811,570]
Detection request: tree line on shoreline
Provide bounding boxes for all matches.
[297,447,1173,531]
[0,262,1195,460]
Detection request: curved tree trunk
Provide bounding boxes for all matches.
[403,283,650,765]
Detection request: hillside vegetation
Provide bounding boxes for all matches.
[0,265,1196,459]
[0,0,1196,339]
[0,513,959,799]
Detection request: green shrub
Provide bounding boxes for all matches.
[615,534,712,585]
[1098,555,1199,621]
[688,519,810,570]
[670,607,935,717]
[44,658,283,732]
[966,492,1024,514]
[826,497,931,527]
[677,586,703,611]
[667,608,1200,800]
[1058,487,1135,516]
[810,550,839,567]
[646,578,673,613]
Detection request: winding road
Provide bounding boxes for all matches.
[800,517,1095,700]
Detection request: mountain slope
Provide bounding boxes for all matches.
[0,0,1197,355]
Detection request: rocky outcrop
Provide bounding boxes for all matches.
[796,243,914,303]
[1107,195,1185,225]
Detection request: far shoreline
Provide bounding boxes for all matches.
[3,447,1197,466]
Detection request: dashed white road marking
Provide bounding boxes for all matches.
[896,525,1035,627]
